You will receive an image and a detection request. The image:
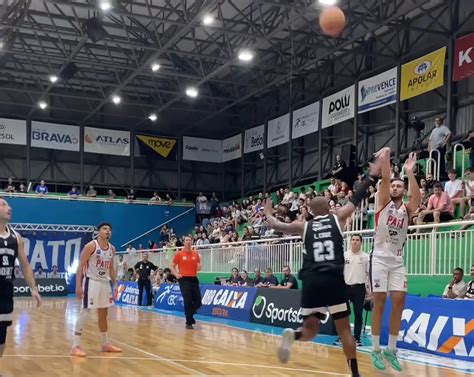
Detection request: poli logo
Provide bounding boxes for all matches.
[414,60,432,75]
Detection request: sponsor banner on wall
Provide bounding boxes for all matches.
[267,113,289,148]
[358,67,397,113]
[401,47,446,101]
[322,85,355,129]
[381,296,474,362]
[244,124,265,154]
[84,127,130,156]
[136,134,177,159]
[0,118,27,145]
[14,278,68,297]
[195,201,212,215]
[453,33,474,81]
[182,136,222,163]
[222,133,242,162]
[31,121,80,151]
[153,283,184,311]
[115,281,148,306]
[250,288,337,335]
[292,101,320,139]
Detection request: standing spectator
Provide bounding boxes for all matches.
[34,266,47,278]
[273,265,298,289]
[165,194,173,205]
[116,255,127,280]
[253,269,264,286]
[160,224,170,244]
[428,117,452,179]
[416,183,454,229]
[149,191,162,203]
[86,185,97,198]
[133,253,157,306]
[227,268,243,286]
[353,173,364,193]
[35,180,48,195]
[18,183,27,193]
[68,186,80,198]
[126,244,136,253]
[127,189,136,202]
[47,265,61,278]
[107,189,116,200]
[332,154,347,180]
[4,178,15,193]
[465,265,474,300]
[171,236,202,329]
[442,268,467,299]
[445,169,465,217]
[196,192,207,204]
[148,240,158,251]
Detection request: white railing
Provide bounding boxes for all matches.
[118,220,474,277]
[453,143,465,174]
[427,148,440,180]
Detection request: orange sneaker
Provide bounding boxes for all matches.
[70,346,87,357]
[100,343,122,353]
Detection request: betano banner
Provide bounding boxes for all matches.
[135,134,177,159]
[222,133,242,162]
[453,33,474,81]
[0,118,27,145]
[322,85,355,129]
[292,101,320,139]
[358,67,397,113]
[267,113,289,148]
[84,127,130,156]
[401,47,446,101]
[183,136,222,163]
[31,121,80,151]
[244,124,264,154]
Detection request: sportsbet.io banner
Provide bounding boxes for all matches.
[401,47,446,101]
[31,121,80,152]
[0,118,27,146]
[84,127,130,156]
[322,85,355,129]
[358,67,397,113]
[135,134,177,160]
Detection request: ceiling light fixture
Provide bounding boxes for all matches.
[319,0,338,5]
[49,75,58,83]
[151,62,161,72]
[202,14,215,26]
[38,101,48,110]
[99,0,112,11]
[185,87,199,98]
[148,113,157,122]
[112,94,121,104]
[238,49,254,62]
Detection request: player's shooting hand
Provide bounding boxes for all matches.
[404,152,417,174]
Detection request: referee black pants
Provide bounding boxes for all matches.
[347,284,365,340]
[138,278,152,306]
[178,277,202,325]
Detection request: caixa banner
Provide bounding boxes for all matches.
[153,283,184,311]
[14,278,68,297]
[381,296,474,361]
[114,281,148,306]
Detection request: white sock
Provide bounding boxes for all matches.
[73,332,81,348]
[372,335,380,351]
[100,332,109,346]
[388,334,398,352]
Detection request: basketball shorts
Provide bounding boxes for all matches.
[82,277,113,309]
[300,276,350,321]
[0,284,14,327]
[369,252,407,293]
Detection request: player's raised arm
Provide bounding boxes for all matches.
[375,147,392,211]
[75,242,95,300]
[403,153,421,216]
[263,198,305,237]
[16,235,41,308]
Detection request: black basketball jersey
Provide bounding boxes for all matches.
[0,225,19,290]
[302,214,345,280]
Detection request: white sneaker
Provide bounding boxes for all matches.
[277,328,295,363]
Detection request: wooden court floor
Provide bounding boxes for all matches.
[0,298,469,377]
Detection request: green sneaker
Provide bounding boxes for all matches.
[370,350,385,370]
[383,349,402,372]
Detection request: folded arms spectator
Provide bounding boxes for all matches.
[442,267,467,299]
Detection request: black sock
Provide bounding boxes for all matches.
[294,330,303,341]
[348,359,359,377]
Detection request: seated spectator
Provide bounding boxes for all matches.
[4,177,15,193]
[107,189,117,199]
[445,169,465,217]
[425,172,438,194]
[465,265,474,299]
[35,179,48,195]
[68,186,80,198]
[299,187,307,201]
[307,185,316,199]
[18,183,27,193]
[14,266,24,279]
[156,268,165,285]
[242,226,260,241]
[160,224,170,244]
[253,269,264,286]
[272,265,298,289]
[34,267,47,278]
[48,265,61,278]
[196,233,210,246]
[340,181,350,195]
[275,188,285,203]
[126,244,136,253]
[86,185,97,197]
[411,188,430,223]
[258,268,278,287]
[150,191,162,203]
[331,154,346,180]
[416,183,454,230]
[148,240,158,251]
[337,190,348,206]
[227,268,243,286]
[127,189,136,202]
[442,267,467,299]
[459,168,474,217]
[124,268,135,281]
[240,270,253,287]
[353,173,364,192]
[163,267,177,283]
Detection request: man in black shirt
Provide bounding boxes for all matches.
[134,253,157,306]
[273,265,298,289]
[253,269,264,286]
[259,268,278,287]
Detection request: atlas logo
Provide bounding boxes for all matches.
[201,288,248,309]
[85,134,129,145]
[329,95,350,114]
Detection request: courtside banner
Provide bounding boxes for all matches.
[84,127,130,156]
[0,118,27,145]
[115,281,148,306]
[453,33,474,81]
[381,296,474,361]
[292,101,320,139]
[153,283,184,311]
[401,47,446,101]
[183,136,222,163]
[31,121,80,151]
[267,113,289,148]
[244,124,264,154]
[14,278,68,297]
[198,285,257,321]
[222,133,242,162]
[322,85,355,129]
[136,134,177,159]
[358,67,397,113]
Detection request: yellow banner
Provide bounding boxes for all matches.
[136,135,176,158]
[401,47,446,101]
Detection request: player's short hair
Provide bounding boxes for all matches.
[97,222,112,231]
[351,234,362,242]
[283,265,291,271]
[448,169,457,175]
[390,177,405,185]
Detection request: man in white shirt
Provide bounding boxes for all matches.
[444,169,465,217]
[465,265,474,299]
[47,265,61,278]
[442,267,467,299]
[34,267,47,279]
[428,117,451,179]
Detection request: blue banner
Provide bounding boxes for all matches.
[381,296,474,361]
[114,281,148,306]
[154,283,184,311]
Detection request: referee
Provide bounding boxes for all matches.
[172,236,201,329]
[134,253,157,306]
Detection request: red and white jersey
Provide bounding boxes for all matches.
[85,240,115,281]
[373,201,409,258]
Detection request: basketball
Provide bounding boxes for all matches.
[319,6,346,37]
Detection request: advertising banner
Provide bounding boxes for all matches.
[358,67,397,113]
[381,296,474,361]
[14,278,68,297]
[267,113,289,148]
[195,201,212,215]
[453,33,474,81]
[0,118,27,145]
[84,127,130,156]
[222,133,242,162]
[292,101,320,139]
[198,285,257,321]
[153,283,184,311]
[321,85,355,129]
[182,136,222,163]
[115,281,148,306]
[401,47,446,101]
[136,134,177,159]
[244,124,264,154]
[31,121,80,151]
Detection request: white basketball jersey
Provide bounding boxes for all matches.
[85,240,114,281]
[373,201,409,258]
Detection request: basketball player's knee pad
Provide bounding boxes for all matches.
[0,323,8,344]
[75,308,91,333]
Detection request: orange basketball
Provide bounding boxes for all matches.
[319,6,346,37]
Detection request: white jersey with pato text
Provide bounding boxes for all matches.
[373,201,409,258]
[85,239,115,281]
